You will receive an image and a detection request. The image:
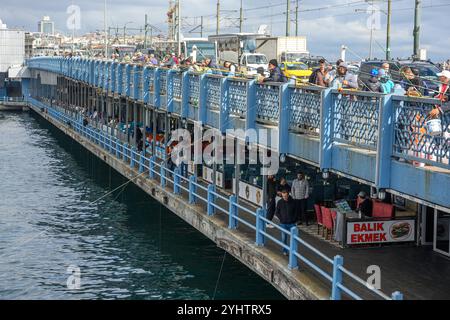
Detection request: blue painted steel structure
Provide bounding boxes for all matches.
[26,97,403,300]
[24,56,450,210]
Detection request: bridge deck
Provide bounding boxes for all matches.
[29,100,450,300]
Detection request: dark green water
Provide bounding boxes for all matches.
[0,111,284,300]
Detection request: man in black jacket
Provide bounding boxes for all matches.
[262,59,287,83]
[275,188,298,255]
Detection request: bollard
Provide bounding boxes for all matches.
[288,226,299,270]
[207,185,215,216]
[331,255,344,300]
[256,208,265,246]
[228,195,238,229]
[189,175,197,204]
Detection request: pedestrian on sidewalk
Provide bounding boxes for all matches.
[275,188,297,255]
[291,172,310,226]
[276,177,291,199]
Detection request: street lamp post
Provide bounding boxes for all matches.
[123,21,133,44]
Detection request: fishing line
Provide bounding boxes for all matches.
[212,251,227,300]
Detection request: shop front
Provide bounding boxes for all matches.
[419,205,450,257]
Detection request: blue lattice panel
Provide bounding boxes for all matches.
[189,74,200,108]
[115,68,121,93]
[332,92,381,149]
[255,84,281,123]
[229,80,247,116]
[206,77,221,110]
[160,70,168,96]
[121,66,128,95]
[136,69,143,101]
[129,68,135,96]
[173,72,183,101]
[393,98,450,168]
[289,87,322,134]
[148,68,155,93]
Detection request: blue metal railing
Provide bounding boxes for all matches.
[255,83,282,124]
[393,95,450,169]
[0,97,25,103]
[331,89,383,150]
[205,75,222,111]
[228,78,249,117]
[26,96,404,301]
[289,85,323,134]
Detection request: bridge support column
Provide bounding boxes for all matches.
[375,94,394,190]
[319,88,334,171]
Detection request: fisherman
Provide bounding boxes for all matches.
[262,59,287,83]
[430,70,450,118]
[309,58,329,87]
[330,62,358,89]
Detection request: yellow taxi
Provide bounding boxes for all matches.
[280,62,312,84]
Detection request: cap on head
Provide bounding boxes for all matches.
[371,68,379,77]
[358,191,366,198]
[339,62,348,69]
[437,70,450,79]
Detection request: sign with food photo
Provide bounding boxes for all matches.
[347,220,415,245]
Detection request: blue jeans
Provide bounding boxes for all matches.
[280,223,296,254]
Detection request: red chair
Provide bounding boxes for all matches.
[372,201,394,219]
[330,209,337,234]
[321,207,334,240]
[314,204,323,235]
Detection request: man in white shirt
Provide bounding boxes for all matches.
[291,173,310,225]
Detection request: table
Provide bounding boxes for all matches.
[334,211,361,243]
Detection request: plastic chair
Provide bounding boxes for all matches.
[314,204,323,235]
[321,206,334,240]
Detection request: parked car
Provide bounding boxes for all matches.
[280,61,312,84]
[359,59,440,95]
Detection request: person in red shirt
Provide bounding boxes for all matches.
[430,70,450,118]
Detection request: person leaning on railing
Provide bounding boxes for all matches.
[400,67,424,97]
[309,58,330,87]
[330,62,358,89]
[430,70,450,119]
[261,59,287,83]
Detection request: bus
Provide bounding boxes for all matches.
[153,38,216,62]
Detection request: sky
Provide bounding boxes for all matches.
[0,0,448,61]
